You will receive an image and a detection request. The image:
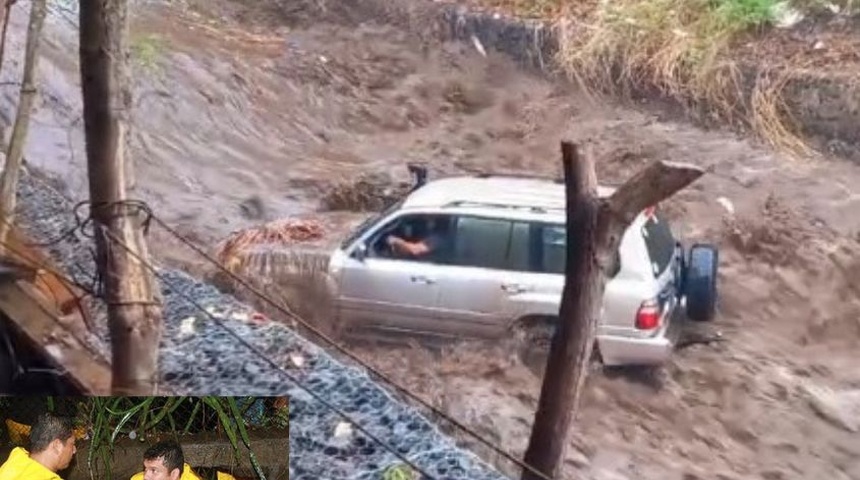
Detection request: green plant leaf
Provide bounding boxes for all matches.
[202,397,239,449]
[183,400,202,434]
[226,397,268,480]
[111,397,154,443]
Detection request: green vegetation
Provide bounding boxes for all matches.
[83,397,283,480]
[557,0,807,152]
[0,397,288,480]
[383,463,418,480]
[131,33,166,74]
[476,0,855,155]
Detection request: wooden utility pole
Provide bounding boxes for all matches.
[80,0,163,394]
[521,141,704,480]
[0,0,47,249]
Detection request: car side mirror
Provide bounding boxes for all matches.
[352,242,368,262]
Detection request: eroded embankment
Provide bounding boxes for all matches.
[317,0,860,162]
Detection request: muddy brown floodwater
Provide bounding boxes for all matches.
[2,0,859,479]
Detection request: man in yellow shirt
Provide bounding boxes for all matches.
[0,412,78,480]
[130,440,237,480]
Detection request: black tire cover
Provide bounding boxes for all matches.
[685,243,719,322]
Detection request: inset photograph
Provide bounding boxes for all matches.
[0,396,289,480]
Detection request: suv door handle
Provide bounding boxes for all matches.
[410,275,436,285]
[501,283,529,294]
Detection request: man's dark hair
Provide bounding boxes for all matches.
[29,412,74,453]
[143,440,184,474]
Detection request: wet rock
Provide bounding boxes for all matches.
[239,195,266,220]
[802,384,860,432]
[760,469,788,480]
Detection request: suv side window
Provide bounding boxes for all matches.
[366,213,454,264]
[508,221,531,272]
[450,216,513,270]
[342,198,405,250]
[532,223,621,276]
[539,225,566,275]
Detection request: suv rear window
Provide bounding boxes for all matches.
[641,211,675,277]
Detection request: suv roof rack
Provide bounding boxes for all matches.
[474,172,564,183]
[443,200,564,214]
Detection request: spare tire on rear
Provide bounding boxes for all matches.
[684,243,719,322]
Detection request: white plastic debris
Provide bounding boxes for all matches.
[179,317,196,336]
[319,55,328,64]
[44,345,64,362]
[716,196,735,215]
[471,35,487,57]
[289,353,305,368]
[231,311,249,322]
[333,421,354,439]
[771,1,804,28]
[129,430,137,440]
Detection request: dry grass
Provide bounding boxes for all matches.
[554,0,820,157]
[471,0,834,158]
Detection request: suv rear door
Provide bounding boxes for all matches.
[433,216,533,336]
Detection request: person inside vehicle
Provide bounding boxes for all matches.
[0,412,78,480]
[384,215,450,260]
[130,440,236,480]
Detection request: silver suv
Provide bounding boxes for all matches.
[326,171,719,366]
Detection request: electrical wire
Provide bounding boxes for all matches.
[93,223,440,480]
[0,211,439,478]
[13,182,554,480]
[148,212,554,480]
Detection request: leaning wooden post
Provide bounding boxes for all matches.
[521,141,704,480]
[80,0,164,394]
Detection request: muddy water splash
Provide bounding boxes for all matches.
[3,0,860,478]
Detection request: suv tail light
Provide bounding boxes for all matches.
[635,299,661,330]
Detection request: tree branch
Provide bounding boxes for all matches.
[605,160,705,224]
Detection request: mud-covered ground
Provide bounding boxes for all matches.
[3,0,860,479]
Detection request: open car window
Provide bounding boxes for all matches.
[341,199,405,250]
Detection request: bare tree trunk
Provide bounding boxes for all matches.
[521,142,704,480]
[80,0,163,394]
[0,0,17,71]
[0,0,47,249]
[114,0,135,191]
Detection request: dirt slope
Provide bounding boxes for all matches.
[1,0,858,479]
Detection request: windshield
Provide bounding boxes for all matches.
[340,198,405,250]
